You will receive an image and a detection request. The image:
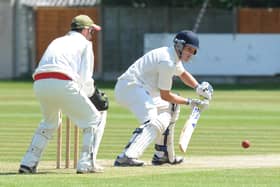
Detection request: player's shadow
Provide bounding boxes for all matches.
[0,172,18,175]
[0,171,53,175]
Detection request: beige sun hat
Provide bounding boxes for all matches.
[71,14,101,31]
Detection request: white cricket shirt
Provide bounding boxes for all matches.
[33,31,95,96]
[118,47,185,97]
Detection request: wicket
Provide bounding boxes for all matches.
[56,114,79,169]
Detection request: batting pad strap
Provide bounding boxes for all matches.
[124,126,144,149]
[28,145,43,157]
[35,128,55,140]
[83,127,93,134]
[133,127,143,134]
[154,144,167,152]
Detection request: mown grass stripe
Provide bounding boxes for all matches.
[1,81,280,163]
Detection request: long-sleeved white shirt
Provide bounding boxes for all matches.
[33,31,95,96]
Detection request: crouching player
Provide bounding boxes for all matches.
[113,30,213,166]
[18,15,108,174]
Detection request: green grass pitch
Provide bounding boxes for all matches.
[0,81,279,187]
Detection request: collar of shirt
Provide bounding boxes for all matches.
[169,46,180,64]
[67,31,88,42]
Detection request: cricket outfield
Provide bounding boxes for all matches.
[0,81,279,187]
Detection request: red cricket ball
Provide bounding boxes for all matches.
[241,140,250,149]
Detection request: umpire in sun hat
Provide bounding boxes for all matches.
[19,14,107,174]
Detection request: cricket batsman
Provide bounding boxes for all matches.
[18,15,108,174]
[114,30,213,166]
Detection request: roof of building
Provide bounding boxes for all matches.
[21,0,98,7]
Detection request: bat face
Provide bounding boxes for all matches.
[179,107,201,153]
[191,107,200,120]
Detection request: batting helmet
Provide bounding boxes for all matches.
[173,30,199,57]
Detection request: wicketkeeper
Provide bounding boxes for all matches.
[19,15,108,174]
[114,30,213,166]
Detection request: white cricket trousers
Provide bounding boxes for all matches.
[33,79,101,129]
[114,79,170,124]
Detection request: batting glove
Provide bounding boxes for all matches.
[186,98,209,111]
[195,81,214,101]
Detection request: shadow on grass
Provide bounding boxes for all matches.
[0,171,53,175]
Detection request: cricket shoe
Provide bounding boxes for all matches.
[18,164,37,174]
[76,152,104,174]
[151,154,184,165]
[114,155,144,167]
[77,162,104,174]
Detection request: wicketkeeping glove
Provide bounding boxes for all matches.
[89,87,109,111]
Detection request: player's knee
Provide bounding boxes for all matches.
[157,102,180,124]
[26,126,55,157]
[150,114,170,133]
[76,111,102,129]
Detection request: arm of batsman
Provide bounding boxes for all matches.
[195,81,214,100]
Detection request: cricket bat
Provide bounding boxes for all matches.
[179,106,201,153]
